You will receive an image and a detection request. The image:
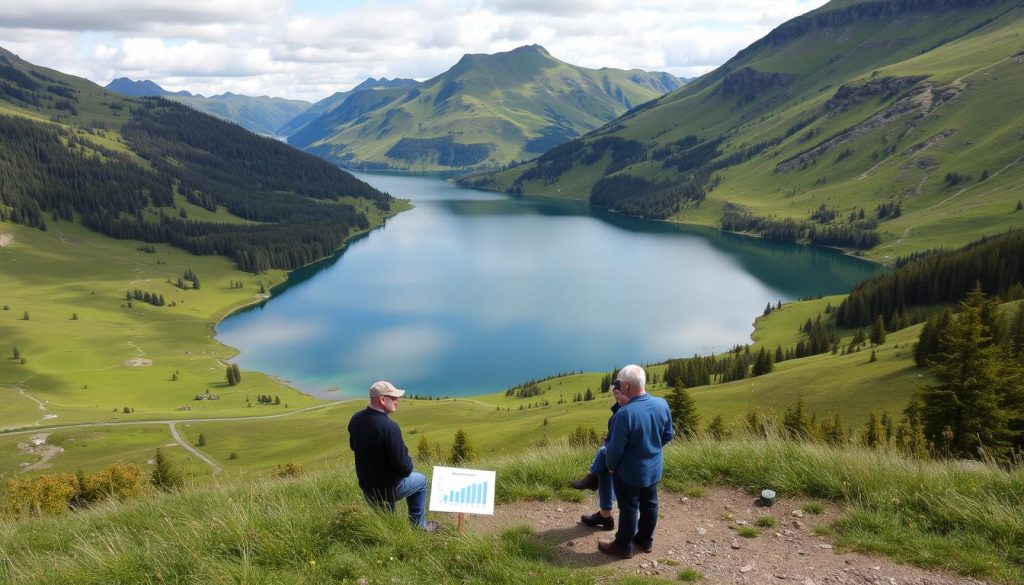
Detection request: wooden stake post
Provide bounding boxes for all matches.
[456,512,466,534]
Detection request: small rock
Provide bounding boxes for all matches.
[566,541,575,547]
[540,520,547,525]
[792,509,805,518]
[792,520,805,530]
[556,507,563,512]
[736,520,749,526]
[802,580,816,585]
[817,544,833,549]
[740,565,753,573]
[730,541,741,549]
[696,527,708,535]
[652,560,659,568]
[797,550,807,556]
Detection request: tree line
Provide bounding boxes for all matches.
[0,89,394,273]
[836,230,1024,328]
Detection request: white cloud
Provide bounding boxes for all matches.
[0,0,828,101]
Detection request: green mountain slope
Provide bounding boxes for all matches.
[0,47,391,272]
[288,86,416,149]
[468,0,1024,261]
[277,77,419,137]
[104,78,312,136]
[170,92,311,136]
[300,45,683,171]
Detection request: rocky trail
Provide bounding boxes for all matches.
[472,486,981,584]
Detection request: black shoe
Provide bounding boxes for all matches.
[580,512,614,530]
[598,540,634,558]
[632,536,653,553]
[570,473,599,491]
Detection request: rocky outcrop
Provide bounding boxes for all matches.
[721,68,798,104]
[825,76,927,111]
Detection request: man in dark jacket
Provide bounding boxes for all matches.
[348,380,436,530]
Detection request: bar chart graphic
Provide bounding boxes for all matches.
[429,466,496,515]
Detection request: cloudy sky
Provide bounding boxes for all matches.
[0,0,828,102]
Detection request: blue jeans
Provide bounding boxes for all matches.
[590,445,616,511]
[363,471,428,528]
[612,475,659,551]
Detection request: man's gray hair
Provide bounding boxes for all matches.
[617,364,646,391]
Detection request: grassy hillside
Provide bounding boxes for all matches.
[468,0,1024,261]
[300,45,683,171]
[0,47,411,479]
[2,439,1022,584]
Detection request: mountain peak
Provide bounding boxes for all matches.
[105,77,193,98]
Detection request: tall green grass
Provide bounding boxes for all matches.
[2,438,1022,583]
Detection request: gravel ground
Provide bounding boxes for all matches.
[469,486,984,584]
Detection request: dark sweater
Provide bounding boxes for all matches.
[348,407,414,492]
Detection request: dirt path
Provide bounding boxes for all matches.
[472,487,981,584]
[168,422,224,475]
[17,433,64,471]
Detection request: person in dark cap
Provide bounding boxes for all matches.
[348,380,437,531]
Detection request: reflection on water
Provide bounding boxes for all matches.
[218,173,883,398]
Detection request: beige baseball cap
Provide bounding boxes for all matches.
[369,380,406,398]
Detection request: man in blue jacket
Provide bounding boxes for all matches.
[599,364,674,558]
[348,380,437,531]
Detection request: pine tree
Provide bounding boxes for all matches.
[583,387,594,401]
[782,398,812,439]
[417,434,432,463]
[11,346,19,360]
[71,312,78,320]
[752,347,774,376]
[870,315,886,345]
[151,448,183,491]
[450,428,476,464]
[231,363,241,384]
[706,415,729,439]
[197,433,206,447]
[917,286,1017,460]
[666,385,699,437]
[869,349,877,362]
[862,412,886,448]
[22,310,29,321]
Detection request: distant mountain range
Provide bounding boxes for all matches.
[293,45,682,171]
[465,0,1024,260]
[104,78,311,136]
[104,48,681,170]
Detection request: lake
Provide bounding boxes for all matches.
[216,173,883,398]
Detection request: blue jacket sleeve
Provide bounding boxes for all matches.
[604,410,629,471]
[662,405,675,445]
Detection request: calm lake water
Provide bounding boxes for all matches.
[216,173,883,398]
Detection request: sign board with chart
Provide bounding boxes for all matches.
[428,466,496,515]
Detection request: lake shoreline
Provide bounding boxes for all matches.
[217,173,881,400]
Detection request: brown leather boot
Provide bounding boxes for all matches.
[570,472,598,490]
